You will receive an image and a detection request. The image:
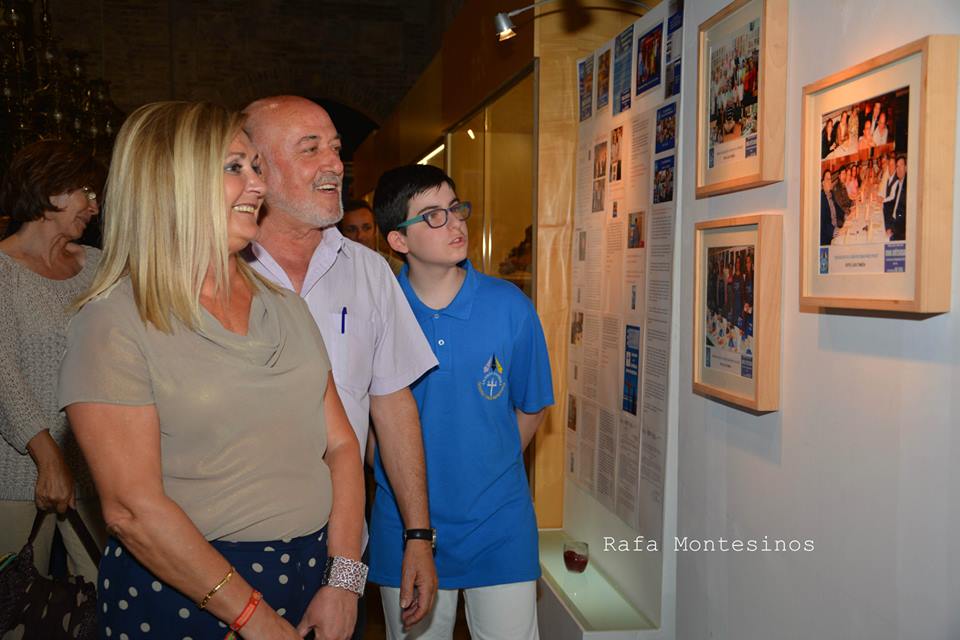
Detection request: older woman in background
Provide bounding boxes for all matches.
[0,140,106,584]
[59,102,364,639]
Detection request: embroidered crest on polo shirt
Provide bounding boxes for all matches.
[477,354,506,400]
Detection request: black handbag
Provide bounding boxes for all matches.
[0,508,102,639]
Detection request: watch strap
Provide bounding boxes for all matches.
[403,528,436,549]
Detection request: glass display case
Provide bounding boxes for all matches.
[447,70,536,298]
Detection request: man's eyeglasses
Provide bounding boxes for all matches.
[397,202,472,229]
[81,186,97,202]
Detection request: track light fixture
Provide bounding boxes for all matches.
[495,0,654,42]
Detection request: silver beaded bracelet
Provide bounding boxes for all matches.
[324,556,368,596]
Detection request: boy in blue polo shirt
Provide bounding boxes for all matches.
[369,165,554,639]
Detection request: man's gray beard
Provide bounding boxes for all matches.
[271,195,343,229]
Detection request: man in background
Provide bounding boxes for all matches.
[338,199,404,274]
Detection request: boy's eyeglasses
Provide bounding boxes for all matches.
[397,202,472,229]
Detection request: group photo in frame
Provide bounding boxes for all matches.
[695,0,787,198]
[800,35,959,312]
[693,214,782,412]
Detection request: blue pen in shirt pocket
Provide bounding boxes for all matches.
[340,306,347,334]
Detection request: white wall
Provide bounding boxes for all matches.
[676,1,960,639]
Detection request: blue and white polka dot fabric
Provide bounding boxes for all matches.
[98,528,327,638]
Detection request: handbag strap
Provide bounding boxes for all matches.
[65,509,103,568]
[27,508,102,569]
[27,509,48,544]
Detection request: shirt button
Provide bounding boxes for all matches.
[433,313,440,319]
[438,339,445,346]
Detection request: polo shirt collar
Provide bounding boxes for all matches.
[400,259,478,320]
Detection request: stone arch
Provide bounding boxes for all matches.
[230,66,387,128]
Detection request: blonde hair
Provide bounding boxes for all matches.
[77,101,260,333]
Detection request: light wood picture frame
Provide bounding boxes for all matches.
[800,36,958,313]
[693,214,782,412]
[695,0,787,199]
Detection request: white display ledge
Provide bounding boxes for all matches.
[538,529,655,639]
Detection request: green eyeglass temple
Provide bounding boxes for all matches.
[397,202,472,229]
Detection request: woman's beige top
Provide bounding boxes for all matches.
[58,277,334,542]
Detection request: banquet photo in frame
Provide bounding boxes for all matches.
[799,35,959,312]
[695,0,787,198]
[693,214,782,412]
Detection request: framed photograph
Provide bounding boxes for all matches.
[695,0,787,198]
[800,36,958,312]
[693,214,782,411]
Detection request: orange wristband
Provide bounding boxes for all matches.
[229,589,262,632]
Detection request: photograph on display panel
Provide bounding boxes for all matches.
[592,179,606,212]
[594,141,608,179]
[593,141,608,212]
[656,103,677,153]
[622,325,641,415]
[567,395,578,432]
[695,0,786,198]
[613,25,634,115]
[800,35,958,313]
[654,155,675,204]
[627,212,645,249]
[597,49,611,110]
[570,311,584,345]
[636,23,663,96]
[665,6,683,99]
[579,55,594,122]
[610,126,623,182]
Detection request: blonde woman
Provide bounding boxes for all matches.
[58,102,364,640]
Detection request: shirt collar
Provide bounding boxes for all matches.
[325,225,353,257]
[399,259,478,320]
[248,225,351,296]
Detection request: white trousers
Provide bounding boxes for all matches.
[381,581,539,640]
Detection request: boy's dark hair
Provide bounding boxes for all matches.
[372,164,457,238]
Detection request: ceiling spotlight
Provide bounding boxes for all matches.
[495,0,653,42]
[494,12,517,41]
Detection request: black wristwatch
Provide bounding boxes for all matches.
[403,528,437,551]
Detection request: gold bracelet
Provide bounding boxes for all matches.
[198,566,235,610]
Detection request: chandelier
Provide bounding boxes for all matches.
[1,0,123,177]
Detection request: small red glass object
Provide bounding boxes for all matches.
[563,541,589,573]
